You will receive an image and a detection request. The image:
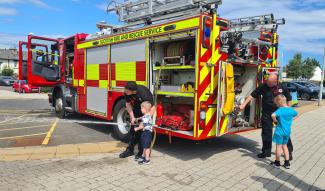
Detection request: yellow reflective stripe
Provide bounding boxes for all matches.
[31,49,59,57]
[87,64,99,80]
[220,116,229,135]
[115,62,136,81]
[111,80,116,87]
[79,80,85,87]
[78,17,200,49]
[99,80,108,88]
[156,91,194,97]
[73,79,78,87]
[136,81,146,86]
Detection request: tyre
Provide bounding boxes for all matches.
[22,89,25,93]
[301,92,311,100]
[112,99,131,141]
[54,93,66,118]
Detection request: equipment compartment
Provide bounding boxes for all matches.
[151,36,196,97]
[150,35,196,135]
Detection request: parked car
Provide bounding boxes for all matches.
[281,82,298,106]
[284,81,325,100]
[0,76,15,86]
[12,80,40,93]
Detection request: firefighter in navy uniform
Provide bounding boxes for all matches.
[239,74,294,160]
[119,82,155,159]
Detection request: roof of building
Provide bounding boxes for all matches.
[0,48,27,61]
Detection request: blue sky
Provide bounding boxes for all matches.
[0,0,324,66]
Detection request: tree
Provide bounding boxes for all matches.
[286,53,303,79]
[1,68,14,76]
[302,58,321,79]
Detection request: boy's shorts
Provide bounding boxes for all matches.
[141,130,152,149]
[272,133,289,145]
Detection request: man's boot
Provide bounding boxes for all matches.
[119,149,134,158]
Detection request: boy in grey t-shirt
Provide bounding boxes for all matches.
[134,101,153,165]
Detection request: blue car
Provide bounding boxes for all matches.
[281,82,298,106]
[0,76,15,86]
[284,81,325,100]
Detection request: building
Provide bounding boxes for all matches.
[310,66,323,82]
[0,48,27,75]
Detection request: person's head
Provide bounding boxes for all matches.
[124,81,138,95]
[266,74,278,88]
[141,101,152,114]
[274,94,287,107]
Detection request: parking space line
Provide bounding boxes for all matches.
[0,133,47,140]
[0,125,49,132]
[42,118,59,145]
[0,114,26,124]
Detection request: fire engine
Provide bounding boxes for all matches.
[18,0,285,141]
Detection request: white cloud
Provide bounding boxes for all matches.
[0,33,25,48]
[0,7,17,15]
[0,0,58,11]
[96,3,107,11]
[219,0,325,55]
[0,0,20,3]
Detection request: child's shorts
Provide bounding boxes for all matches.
[141,130,152,149]
[272,133,289,145]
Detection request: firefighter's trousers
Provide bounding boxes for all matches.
[126,126,143,155]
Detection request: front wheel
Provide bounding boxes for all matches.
[301,92,311,100]
[55,97,66,118]
[113,100,131,142]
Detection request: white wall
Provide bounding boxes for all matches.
[0,59,18,74]
[310,67,322,82]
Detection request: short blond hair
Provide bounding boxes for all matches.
[274,94,287,107]
[141,101,152,112]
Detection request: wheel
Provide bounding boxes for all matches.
[22,89,25,93]
[301,92,311,100]
[113,99,131,141]
[54,96,66,118]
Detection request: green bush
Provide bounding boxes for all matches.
[40,87,53,93]
[1,68,14,76]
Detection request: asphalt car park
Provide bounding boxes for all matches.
[0,86,117,148]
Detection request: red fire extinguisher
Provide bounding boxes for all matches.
[156,103,164,118]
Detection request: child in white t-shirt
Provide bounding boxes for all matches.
[134,101,153,165]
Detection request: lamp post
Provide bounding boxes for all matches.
[319,48,325,106]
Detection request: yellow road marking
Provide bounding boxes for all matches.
[0,133,47,140]
[42,118,59,145]
[0,125,49,132]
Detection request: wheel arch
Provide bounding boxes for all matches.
[51,84,67,107]
[111,95,126,119]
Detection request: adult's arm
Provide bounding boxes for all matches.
[126,102,136,124]
[239,95,254,110]
[240,85,263,110]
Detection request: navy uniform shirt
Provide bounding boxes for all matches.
[125,85,154,118]
[251,83,292,114]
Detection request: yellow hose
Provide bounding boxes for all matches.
[150,128,157,149]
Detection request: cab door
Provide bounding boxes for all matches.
[19,35,62,86]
